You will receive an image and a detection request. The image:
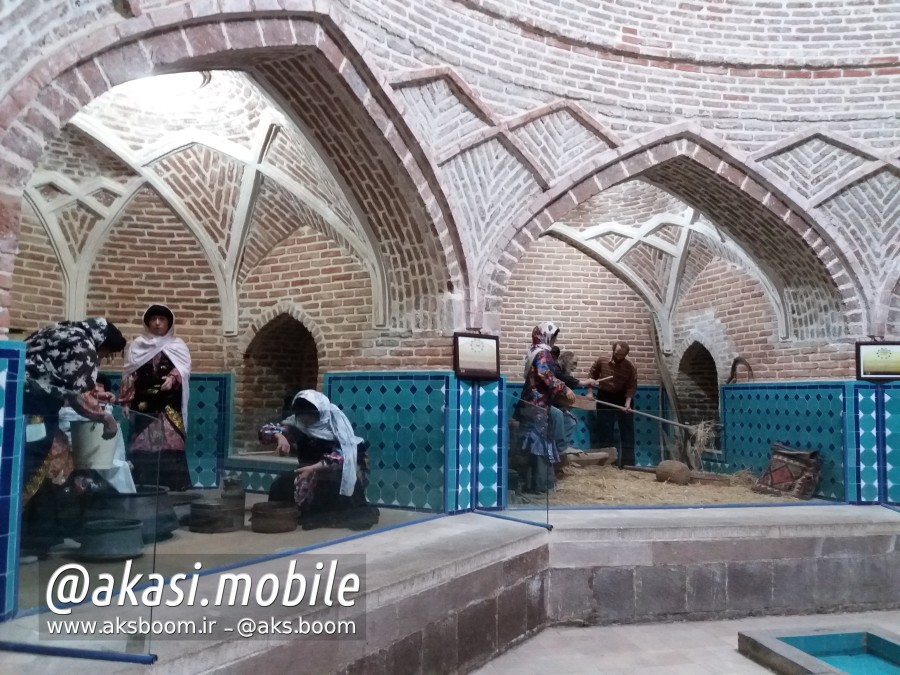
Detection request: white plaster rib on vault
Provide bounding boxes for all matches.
[548,209,790,353]
[34,109,390,335]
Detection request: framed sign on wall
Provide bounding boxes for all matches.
[856,341,900,382]
[453,332,500,381]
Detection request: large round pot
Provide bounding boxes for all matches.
[78,519,144,561]
[86,485,179,543]
[190,501,245,533]
[250,502,298,534]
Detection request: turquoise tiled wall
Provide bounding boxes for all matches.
[221,371,507,514]
[504,383,662,467]
[326,372,450,511]
[853,383,880,503]
[445,376,505,512]
[104,373,232,489]
[884,384,900,505]
[720,383,846,500]
[475,379,503,509]
[453,379,472,512]
[0,342,25,621]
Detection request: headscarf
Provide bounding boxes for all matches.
[285,390,361,497]
[123,304,192,428]
[522,321,559,378]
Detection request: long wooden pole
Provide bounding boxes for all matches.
[594,398,697,431]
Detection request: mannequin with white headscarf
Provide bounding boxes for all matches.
[515,321,576,494]
[259,390,378,530]
[120,304,193,492]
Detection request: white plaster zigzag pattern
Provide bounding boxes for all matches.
[548,208,789,353]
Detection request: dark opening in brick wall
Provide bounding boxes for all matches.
[676,341,720,428]
[234,314,318,452]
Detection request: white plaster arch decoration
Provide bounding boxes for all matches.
[477,122,869,339]
[237,299,326,360]
[1,11,468,336]
[242,71,425,331]
[125,122,381,271]
[67,116,236,332]
[27,171,123,221]
[63,109,391,335]
[26,173,147,321]
[21,187,76,314]
[547,208,790,353]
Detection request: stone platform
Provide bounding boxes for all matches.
[1,505,898,674]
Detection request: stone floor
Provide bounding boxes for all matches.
[472,608,900,675]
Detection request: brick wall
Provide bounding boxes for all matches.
[500,236,660,383]
[86,186,225,372]
[673,258,854,381]
[9,201,64,335]
[353,1,900,147]
[238,224,372,376]
[443,0,900,67]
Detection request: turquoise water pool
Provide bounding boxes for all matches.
[780,632,900,674]
[819,651,900,674]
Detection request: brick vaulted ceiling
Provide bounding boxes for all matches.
[22,67,830,350]
[23,68,421,335]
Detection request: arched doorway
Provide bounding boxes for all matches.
[676,341,721,429]
[234,314,319,453]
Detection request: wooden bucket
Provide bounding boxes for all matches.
[250,501,298,533]
[189,500,245,533]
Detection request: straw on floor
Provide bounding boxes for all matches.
[548,465,797,506]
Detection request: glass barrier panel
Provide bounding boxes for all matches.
[5,406,163,658]
[7,388,446,659]
[545,385,839,508]
[503,397,550,526]
[224,406,435,552]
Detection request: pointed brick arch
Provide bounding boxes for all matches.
[234,303,324,452]
[0,7,465,334]
[237,300,326,362]
[670,327,734,389]
[478,125,868,340]
[675,340,722,429]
